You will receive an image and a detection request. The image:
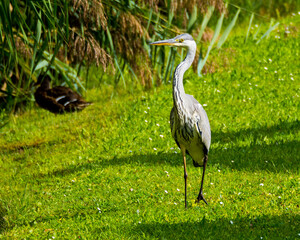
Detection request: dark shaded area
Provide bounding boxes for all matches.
[131,214,299,239]
[0,139,60,156]
[31,120,299,180]
[0,202,7,234]
[212,120,299,147]
[33,136,298,180]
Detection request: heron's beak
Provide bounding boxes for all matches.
[149,38,177,46]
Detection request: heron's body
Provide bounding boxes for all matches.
[150,33,211,207]
[170,95,210,167]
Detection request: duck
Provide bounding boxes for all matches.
[34,75,92,114]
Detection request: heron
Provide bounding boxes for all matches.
[150,34,211,208]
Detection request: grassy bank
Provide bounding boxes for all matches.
[0,16,299,239]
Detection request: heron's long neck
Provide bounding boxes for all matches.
[173,44,196,113]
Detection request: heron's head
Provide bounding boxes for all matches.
[149,33,195,48]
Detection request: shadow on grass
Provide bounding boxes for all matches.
[35,138,298,181]
[102,140,298,173]
[212,119,299,147]
[34,120,299,179]
[131,214,299,239]
[0,202,7,234]
[103,119,299,173]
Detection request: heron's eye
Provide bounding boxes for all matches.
[179,38,184,43]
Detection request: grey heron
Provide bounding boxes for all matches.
[150,34,211,208]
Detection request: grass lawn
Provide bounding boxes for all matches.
[0,16,299,239]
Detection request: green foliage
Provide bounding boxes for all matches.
[1,0,299,114]
[0,17,299,238]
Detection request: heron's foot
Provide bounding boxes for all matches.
[195,192,208,205]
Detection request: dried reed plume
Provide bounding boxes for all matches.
[69,31,112,71]
[14,36,32,59]
[72,0,107,29]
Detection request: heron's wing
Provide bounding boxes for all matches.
[170,107,180,149]
[187,95,211,152]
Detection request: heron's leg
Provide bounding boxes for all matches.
[181,147,188,208]
[196,155,208,205]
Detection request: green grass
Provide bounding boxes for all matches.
[0,16,299,239]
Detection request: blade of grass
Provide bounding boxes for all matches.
[196,6,214,43]
[252,24,261,40]
[217,8,240,49]
[245,13,254,43]
[106,26,126,88]
[187,6,197,33]
[30,10,42,77]
[256,22,279,44]
[198,8,225,76]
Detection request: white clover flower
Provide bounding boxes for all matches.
[156,123,160,126]
[264,67,268,70]
[203,104,207,107]
[144,111,147,114]
[149,137,152,141]
[159,135,164,138]
[177,188,180,192]
[220,202,224,205]
[260,183,264,186]
[153,148,157,151]
[165,190,168,194]
[230,220,233,224]
[145,120,148,123]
